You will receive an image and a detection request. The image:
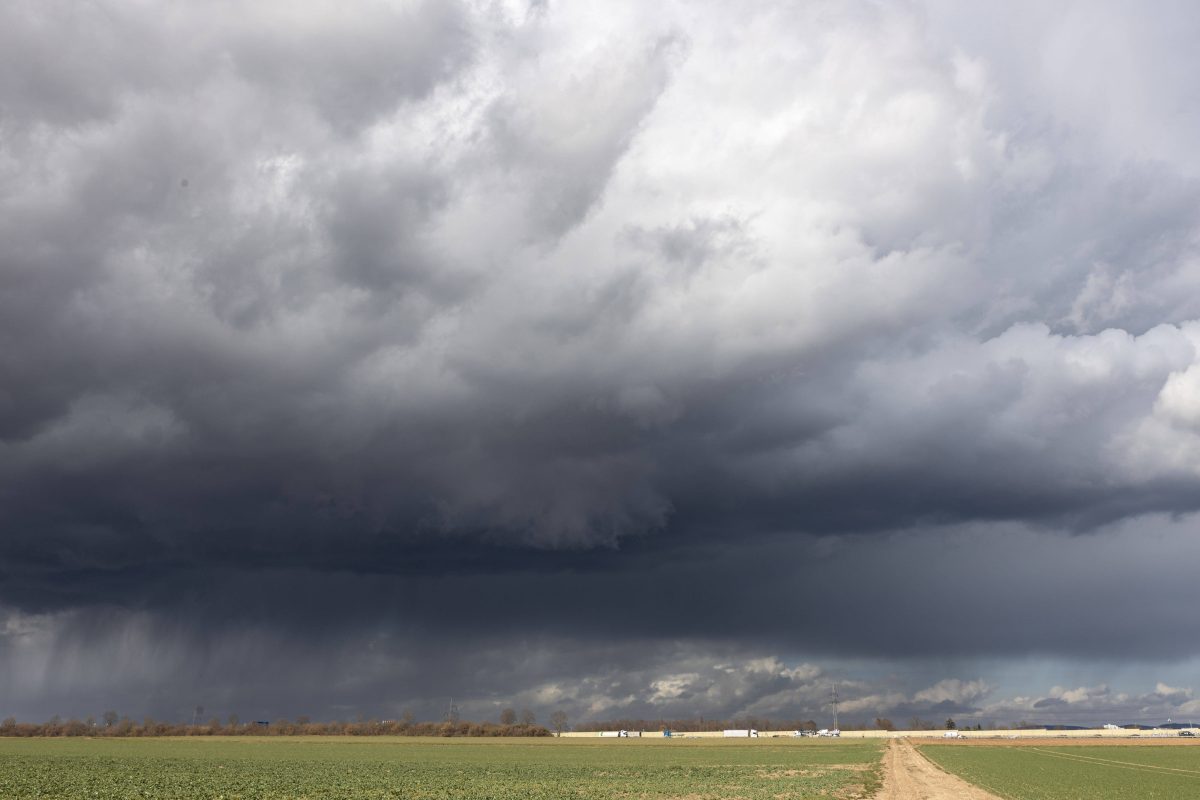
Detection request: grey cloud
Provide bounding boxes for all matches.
[8,592,1196,727]
[7,515,1200,672]
[6,0,1200,559]
[319,163,455,297]
[0,2,163,129]
[4,0,1200,721]
[484,32,684,240]
[985,683,1200,726]
[0,1,474,133]
[226,1,474,133]
[0,608,970,724]
[1032,697,1067,710]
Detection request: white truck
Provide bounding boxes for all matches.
[723,729,759,737]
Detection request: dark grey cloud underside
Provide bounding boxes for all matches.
[5,521,1200,723]
[8,521,1200,658]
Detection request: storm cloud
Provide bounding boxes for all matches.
[4,0,1200,726]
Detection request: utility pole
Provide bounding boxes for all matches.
[831,685,839,731]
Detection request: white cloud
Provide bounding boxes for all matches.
[913,679,992,706]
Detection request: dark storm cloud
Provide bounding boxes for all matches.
[13,516,1200,660]
[5,0,1200,721]
[6,517,1200,723]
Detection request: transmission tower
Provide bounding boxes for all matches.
[831,685,839,731]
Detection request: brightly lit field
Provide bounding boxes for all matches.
[0,736,883,799]
[920,740,1200,799]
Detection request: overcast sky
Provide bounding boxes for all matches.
[4,0,1200,728]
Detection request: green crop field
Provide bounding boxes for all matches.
[0,736,882,799]
[920,743,1200,800]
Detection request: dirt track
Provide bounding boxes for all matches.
[878,739,1001,800]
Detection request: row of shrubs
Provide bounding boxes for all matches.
[0,717,552,737]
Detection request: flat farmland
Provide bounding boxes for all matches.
[0,736,882,800]
[919,739,1200,799]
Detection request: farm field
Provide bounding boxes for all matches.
[919,740,1200,800]
[0,736,883,800]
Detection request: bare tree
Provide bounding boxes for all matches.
[549,710,568,736]
[519,709,536,726]
[500,708,517,726]
[103,710,118,729]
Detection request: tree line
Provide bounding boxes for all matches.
[1,711,1004,737]
[0,713,557,738]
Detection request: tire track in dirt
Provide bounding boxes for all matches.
[878,739,1003,800]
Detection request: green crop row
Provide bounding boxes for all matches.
[919,743,1200,800]
[0,736,883,799]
